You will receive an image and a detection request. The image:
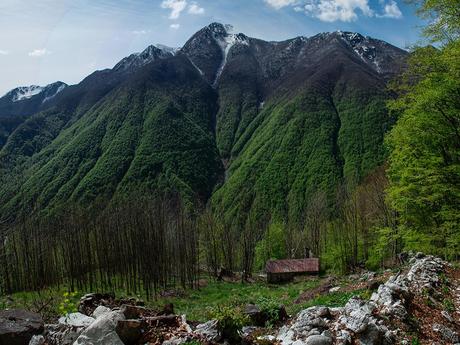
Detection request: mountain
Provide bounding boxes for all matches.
[0,82,67,114]
[0,81,67,147]
[0,23,407,223]
[113,44,178,72]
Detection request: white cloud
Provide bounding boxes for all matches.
[305,0,374,22]
[170,23,181,29]
[267,0,401,21]
[0,50,9,55]
[265,0,298,9]
[28,48,51,57]
[378,0,402,18]
[188,2,205,14]
[161,0,187,19]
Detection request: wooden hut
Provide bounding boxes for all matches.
[266,258,320,283]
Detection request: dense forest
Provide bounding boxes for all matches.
[0,0,459,297]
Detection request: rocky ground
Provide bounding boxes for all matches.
[1,253,459,345]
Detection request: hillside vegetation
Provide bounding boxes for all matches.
[0,0,458,300]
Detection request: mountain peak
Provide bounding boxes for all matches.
[113,44,176,71]
[3,81,67,103]
[207,22,233,36]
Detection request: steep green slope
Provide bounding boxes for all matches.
[0,56,222,218]
[212,72,392,226]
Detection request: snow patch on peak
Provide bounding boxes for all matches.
[155,44,180,55]
[212,30,249,87]
[42,83,67,104]
[337,31,381,73]
[113,44,176,71]
[11,85,44,102]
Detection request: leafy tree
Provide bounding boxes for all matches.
[386,0,460,258]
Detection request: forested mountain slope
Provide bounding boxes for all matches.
[0,23,407,222]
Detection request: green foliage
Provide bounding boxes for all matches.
[298,290,367,310]
[152,279,319,321]
[254,222,287,271]
[253,296,282,327]
[0,58,222,217]
[386,40,460,259]
[206,304,249,342]
[443,298,455,313]
[366,226,401,270]
[58,291,79,315]
[212,86,391,228]
[409,0,460,43]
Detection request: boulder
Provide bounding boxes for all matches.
[73,310,125,345]
[276,307,331,345]
[329,286,341,293]
[91,306,111,319]
[305,335,332,345]
[406,255,446,291]
[195,319,220,342]
[370,276,411,319]
[0,309,44,345]
[45,324,83,345]
[338,297,393,345]
[28,335,45,345]
[58,313,95,328]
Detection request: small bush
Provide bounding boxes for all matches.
[206,305,249,342]
[255,296,283,327]
[58,291,79,316]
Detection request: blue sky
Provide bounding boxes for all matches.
[0,0,425,96]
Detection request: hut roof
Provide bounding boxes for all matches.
[266,258,319,274]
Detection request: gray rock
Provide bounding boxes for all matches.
[91,306,111,319]
[441,310,454,323]
[0,309,44,345]
[240,326,260,338]
[336,330,351,345]
[45,324,85,345]
[73,310,125,345]
[339,297,393,345]
[28,335,45,345]
[195,319,220,342]
[433,324,459,343]
[162,336,191,345]
[276,307,331,345]
[58,313,95,328]
[305,335,332,345]
[370,274,411,319]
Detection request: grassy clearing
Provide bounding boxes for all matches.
[150,278,322,321]
[0,276,370,322]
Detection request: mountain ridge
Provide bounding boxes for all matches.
[0,23,407,223]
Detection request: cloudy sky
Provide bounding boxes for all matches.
[0,0,425,96]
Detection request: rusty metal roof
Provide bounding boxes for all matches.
[266,258,319,274]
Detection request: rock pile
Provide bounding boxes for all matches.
[276,253,455,345]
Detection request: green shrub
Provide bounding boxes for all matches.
[58,291,79,316]
[255,296,283,327]
[206,305,250,342]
